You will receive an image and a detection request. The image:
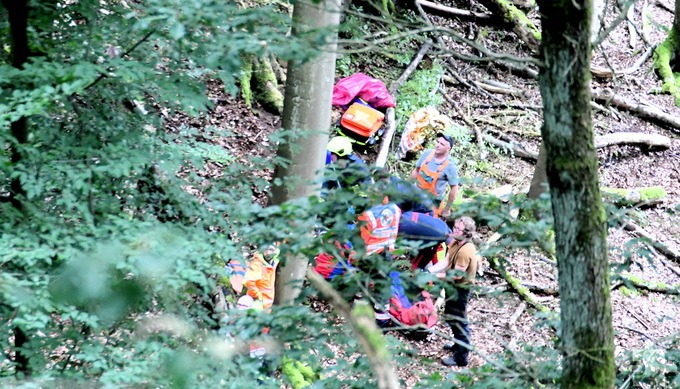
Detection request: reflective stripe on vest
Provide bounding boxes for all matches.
[359,204,401,255]
[415,151,450,196]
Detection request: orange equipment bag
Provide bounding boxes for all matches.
[340,102,385,139]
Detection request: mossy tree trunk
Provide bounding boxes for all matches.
[537,1,615,388]
[240,54,284,114]
[652,0,680,106]
[271,0,342,305]
[477,0,541,51]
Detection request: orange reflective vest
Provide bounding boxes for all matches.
[358,203,401,255]
[245,252,279,309]
[415,151,450,196]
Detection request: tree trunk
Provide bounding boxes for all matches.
[652,0,680,105]
[537,1,615,388]
[527,142,548,199]
[591,0,606,43]
[271,0,341,305]
[2,0,29,209]
[1,0,31,376]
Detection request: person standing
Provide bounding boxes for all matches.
[439,216,478,367]
[409,133,459,219]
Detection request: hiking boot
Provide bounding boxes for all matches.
[443,342,456,351]
[441,353,468,367]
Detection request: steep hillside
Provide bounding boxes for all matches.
[188,1,680,385]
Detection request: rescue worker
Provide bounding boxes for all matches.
[409,133,459,218]
[323,136,370,192]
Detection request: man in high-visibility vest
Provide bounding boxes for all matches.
[409,133,459,218]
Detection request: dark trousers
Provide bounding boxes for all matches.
[444,286,471,358]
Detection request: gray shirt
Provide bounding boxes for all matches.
[415,149,459,198]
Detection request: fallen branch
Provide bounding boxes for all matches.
[482,272,559,296]
[306,269,401,389]
[627,5,637,49]
[375,108,396,168]
[592,89,680,133]
[507,301,527,351]
[623,220,680,263]
[487,257,551,313]
[482,133,539,160]
[595,132,671,149]
[415,0,492,19]
[612,274,680,295]
[375,41,432,168]
[472,80,525,96]
[614,324,657,342]
[601,186,667,207]
[473,103,542,111]
[655,0,674,13]
[441,91,484,150]
[590,45,655,78]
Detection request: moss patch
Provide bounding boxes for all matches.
[653,26,680,106]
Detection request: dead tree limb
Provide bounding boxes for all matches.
[592,0,635,47]
[655,0,674,13]
[482,133,539,160]
[627,5,637,49]
[487,257,551,313]
[472,80,526,96]
[388,40,432,97]
[623,220,680,264]
[375,41,432,168]
[612,274,680,295]
[590,45,655,78]
[375,108,396,168]
[507,301,527,351]
[594,132,671,150]
[415,0,492,19]
[592,89,680,133]
[441,91,484,150]
[306,269,401,389]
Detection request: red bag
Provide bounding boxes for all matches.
[332,73,395,109]
[389,291,438,328]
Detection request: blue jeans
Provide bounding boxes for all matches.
[444,287,471,359]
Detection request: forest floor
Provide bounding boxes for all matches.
[169,1,680,386]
